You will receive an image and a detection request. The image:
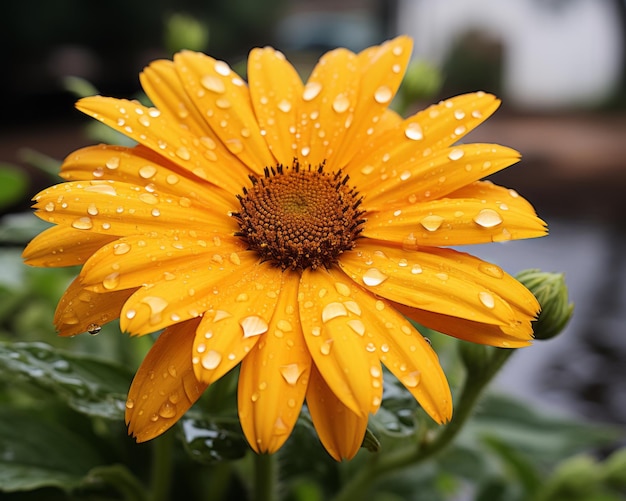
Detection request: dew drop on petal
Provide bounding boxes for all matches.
[277,99,292,112]
[347,319,366,336]
[201,75,225,93]
[87,323,101,335]
[420,215,444,231]
[139,165,157,179]
[102,272,120,290]
[405,122,423,140]
[303,82,322,101]
[362,268,388,286]
[280,364,304,386]
[401,371,421,388]
[478,262,504,279]
[473,208,503,228]
[411,264,423,275]
[320,340,333,355]
[71,217,93,230]
[176,146,191,160]
[374,85,393,104]
[479,291,496,309]
[448,148,465,161]
[332,93,350,113]
[201,350,222,370]
[113,242,131,255]
[125,398,134,409]
[322,302,348,323]
[158,402,177,419]
[240,315,269,338]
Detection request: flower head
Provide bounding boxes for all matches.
[23,36,546,460]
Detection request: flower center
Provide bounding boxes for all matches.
[233,160,365,270]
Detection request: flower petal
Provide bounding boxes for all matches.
[306,365,368,461]
[348,92,501,187]
[80,234,248,293]
[334,276,452,423]
[126,317,208,442]
[299,268,383,417]
[248,47,303,164]
[238,270,311,453]
[392,302,533,347]
[77,96,253,190]
[23,225,117,267]
[361,143,521,208]
[113,239,256,335]
[364,180,547,247]
[54,277,135,337]
[191,262,283,385]
[32,179,233,238]
[60,144,238,209]
[339,241,537,330]
[173,51,275,173]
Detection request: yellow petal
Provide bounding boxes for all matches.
[80,234,248,293]
[115,240,257,335]
[53,277,135,337]
[173,51,275,173]
[348,92,501,187]
[77,96,254,189]
[392,302,533,347]
[32,180,234,238]
[330,272,452,423]
[339,241,536,329]
[238,271,311,453]
[361,143,521,208]
[126,318,208,442]
[306,365,368,461]
[60,144,237,209]
[298,268,384,416]
[248,47,303,164]
[190,262,283,385]
[364,181,547,247]
[23,225,117,267]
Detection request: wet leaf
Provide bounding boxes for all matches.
[0,342,133,420]
[0,407,104,492]
[178,416,248,464]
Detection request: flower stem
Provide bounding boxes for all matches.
[253,453,277,501]
[331,347,513,501]
[150,429,175,501]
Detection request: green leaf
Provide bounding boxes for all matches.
[178,416,248,464]
[0,165,28,211]
[0,407,104,492]
[0,342,133,420]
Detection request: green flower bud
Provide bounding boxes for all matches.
[602,448,626,489]
[516,269,574,340]
[165,13,209,54]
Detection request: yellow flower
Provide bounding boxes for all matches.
[23,36,546,461]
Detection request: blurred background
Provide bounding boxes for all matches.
[1,0,625,432]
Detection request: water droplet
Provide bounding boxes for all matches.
[176,146,191,160]
[113,242,131,255]
[125,398,134,409]
[334,282,351,297]
[87,323,101,335]
[347,319,365,336]
[277,319,293,332]
[280,364,304,385]
[240,315,269,338]
[405,122,423,140]
[201,75,225,93]
[420,215,444,231]
[473,208,503,228]
[201,350,222,370]
[214,60,230,76]
[106,157,120,169]
[142,296,169,325]
[85,183,117,196]
[374,85,393,104]
[158,401,177,419]
[332,93,350,113]
[362,268,388,287]
[226,139,244,154]
[277,99,292,112]
[322,302,348,323]
[303,82,322,101]
[401,371,421,388]
[448,148,465,161]
[411,264,423,275]
[479,291,496,309]
[139,165,157,179]
[102,272,120,290]
[71,217,93,230]
[216,97,231,109]
[454,109,466,120]
[478,262,504,279]
[370,366,381,378]
[320,340,333,355]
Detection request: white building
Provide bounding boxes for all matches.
[397,0,624,109]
